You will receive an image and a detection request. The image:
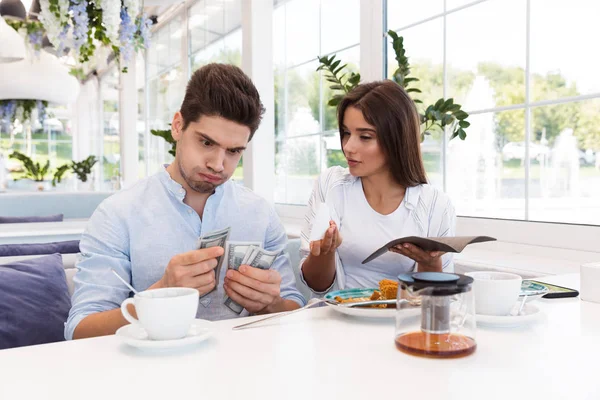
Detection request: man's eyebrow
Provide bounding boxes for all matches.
[196,132,247,151]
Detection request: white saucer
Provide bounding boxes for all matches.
[116,319,213,349]
[476,304,542,328]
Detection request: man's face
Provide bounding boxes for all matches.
[171,113,250,194]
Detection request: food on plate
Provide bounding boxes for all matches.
[333,279,400,308]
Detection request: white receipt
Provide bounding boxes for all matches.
[309,202,332,242]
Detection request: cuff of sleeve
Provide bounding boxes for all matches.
[299,267,336,297]
[281,292,307,307]
[64,312,90,341]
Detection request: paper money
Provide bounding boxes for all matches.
[223,245,280,314]
[197,227,230,296]
[224,241,261,273]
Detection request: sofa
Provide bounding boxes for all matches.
[0,238,309,350]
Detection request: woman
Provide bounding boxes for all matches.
[300,80,456,294]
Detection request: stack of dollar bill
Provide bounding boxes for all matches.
[197,227,231,297]
[223,242,279,313]
[197,228,280,313]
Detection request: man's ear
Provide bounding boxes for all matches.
[171,112,184,141]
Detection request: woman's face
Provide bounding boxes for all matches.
[341,106,387,178]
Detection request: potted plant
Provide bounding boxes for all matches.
[52,164,70,188]
[317,30,470,141]
[9,151,53,191]
[71,155,98,190]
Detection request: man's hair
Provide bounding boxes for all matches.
[180,63,265,140]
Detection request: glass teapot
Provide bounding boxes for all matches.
[395,272,477,358]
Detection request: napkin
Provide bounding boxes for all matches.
[309,202,332,242]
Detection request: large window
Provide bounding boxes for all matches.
[273,0,360,204]
[100,67,121,191]
[0,103,73,189]
[146,15,185,175]
[387,0,600,225]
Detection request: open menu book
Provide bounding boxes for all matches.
[361,236,497,264]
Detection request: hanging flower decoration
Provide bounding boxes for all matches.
[37,0,153,72]
[0,100,50,128]
[5,20,46,57]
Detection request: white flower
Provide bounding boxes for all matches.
[94,0,121,47]
[124,0,140,21]
[58,0,70,25]
[39,0,63,50]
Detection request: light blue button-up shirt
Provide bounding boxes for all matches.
[65,166,306,340]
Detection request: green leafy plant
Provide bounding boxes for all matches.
[151,128,177,157]
[52,164,70,187]
[9,151,52,182]
[317,30,470,141]
[71,155,98,182]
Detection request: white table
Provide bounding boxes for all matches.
[0,274,598,400]
[0,219,87,244]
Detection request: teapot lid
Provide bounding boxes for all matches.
[397,272,473,296]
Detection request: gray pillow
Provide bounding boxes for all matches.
[0,253,71,349]
[0,240,80,257]
[0,214,64,224]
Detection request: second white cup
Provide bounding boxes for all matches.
[121,287,199,340]
[466,271,522,316]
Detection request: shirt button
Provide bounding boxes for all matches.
[179,189,184,194]
[188,210,193,214]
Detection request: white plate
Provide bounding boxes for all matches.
[325,302,398,318]
[324,288,420,319]
[476,304,542,328]
[116,319,213,349]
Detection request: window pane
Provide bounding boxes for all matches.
[320,0,359,55]
[447,0,526,109]
[275,135,321,204]
[447,109,526,219]
[387,18,443,111]
[446,0,485,12]
[101,69,120,191]
[136,53,146,179]
[285,0,319,66]
[422,137,443,189]
[323,133,346,169]
[273,3,286,66]
[387,0,443,31]
[189,0,242,68]
[286,61,321,138]
[529,100,600,225]
[530,0,600,101]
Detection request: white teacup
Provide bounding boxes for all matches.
[121,287,199,340]
[466,271,522,316]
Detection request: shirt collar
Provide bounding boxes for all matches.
[403,184,422,211]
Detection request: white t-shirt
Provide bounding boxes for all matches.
[300,167,456,294]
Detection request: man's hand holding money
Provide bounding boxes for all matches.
[223,265,283,314]
[150,246,225,296]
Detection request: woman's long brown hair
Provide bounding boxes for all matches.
[337,80,428,187]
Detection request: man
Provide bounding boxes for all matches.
[66,64,305,340]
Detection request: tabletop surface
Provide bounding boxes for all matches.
[0,273,598,400]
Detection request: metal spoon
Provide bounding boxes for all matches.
[110,268,138,295]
